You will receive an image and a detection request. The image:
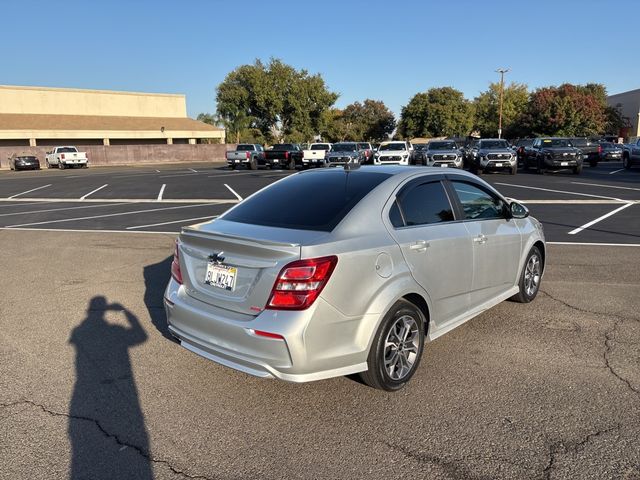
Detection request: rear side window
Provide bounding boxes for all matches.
[451,181,506,220]
[223,170,391,231]
[394,181,454,227]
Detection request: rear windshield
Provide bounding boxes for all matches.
[236,144,255,151]
[57,147,78,153]
[223,170,391,231]
[310,144,330,150]
[272,144,295,151]
[357,143,370,149]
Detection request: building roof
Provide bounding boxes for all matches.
[0,113,222,132]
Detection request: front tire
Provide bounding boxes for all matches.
[623,154,631,170]
[46,160,52,169]
[510,165,517,175]
[511,246,543,303]
[58,162,65,170]
[359,299,425,391]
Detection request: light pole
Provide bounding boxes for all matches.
[495,68,509,139]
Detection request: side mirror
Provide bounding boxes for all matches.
[509,201,529,219]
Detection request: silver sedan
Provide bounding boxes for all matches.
[164,166,545,391]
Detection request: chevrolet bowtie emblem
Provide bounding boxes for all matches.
[209,252,225,264]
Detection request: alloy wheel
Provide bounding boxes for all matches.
[524,254,541,297]
[384,314,420,381]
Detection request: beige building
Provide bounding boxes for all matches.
[0,85,224,146]
[607,88,640,139]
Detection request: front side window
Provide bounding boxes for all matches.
[394,181,454,227]
[451,181,506,220]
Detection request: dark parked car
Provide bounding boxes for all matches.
[514,139,534,166]
[7,153,40,171]
[569,138,601,167]
[357,142,374,164]
[264,144,304,170]
[598,142,623,162]
[410,144,429,165]
[523,138,583,174]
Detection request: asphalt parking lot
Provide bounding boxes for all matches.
[1,161,639,479]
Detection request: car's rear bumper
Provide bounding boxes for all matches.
[164,278,369,382]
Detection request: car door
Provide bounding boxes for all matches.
[448,179,522,308]
[386,177,473,326]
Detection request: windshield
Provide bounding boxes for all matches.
[541,139,571,148]
[357,143,370,149]
[272,144,294,151]
[311,144,330,150]
[57,147,78,153]
[223,170,392,232]
[428,142,458,150]
[236,144,255,151]
[332,143,357,152]
[479,140,509,149]
[414,144,428,151]
[379,143,406,151]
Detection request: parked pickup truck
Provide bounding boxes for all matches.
[301,143,332,167]
[225,144,265,170]
[570,137,601,167]
[622,138,640,170]
[264,144,304,170]
[45,146,88,169]
[523,137,583,174]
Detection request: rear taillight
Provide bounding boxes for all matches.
[598,145,603,154]
[284,151,289,159]
[171,240,183,284]
[246,151,250,159]
[266,256,338,310]
[61,153,65,160]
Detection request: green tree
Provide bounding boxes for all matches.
[398,87,473,139]
[339,99,396,142]
[473,82,529,138]
[525,83,607,137]
[215,58,338,143]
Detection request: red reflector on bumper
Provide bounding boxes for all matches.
[252,329,284,340]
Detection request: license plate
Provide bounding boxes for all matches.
[495,163,503,167]
[561,162,568,166]
[440,164,448,168]
[204,263,237,291]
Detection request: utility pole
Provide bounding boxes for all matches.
[495,68,509,139]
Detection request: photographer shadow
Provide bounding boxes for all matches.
[68,296,153,479]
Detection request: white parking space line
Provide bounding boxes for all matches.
[0,202,43,209]
[0,226,176,235]
[157,184,166,201]
[568,203,634,235]
[7,184,52,199]
[571,181,640,192]
[155,169,160,173]
[79,184,108,200]
[0,202,131,217]
[6,203,213,228]
[158,173,199,178]
[493,183,623,202]
[188,168,198,173]
[609,169,625,175]
[224,184,243,201]
[548,241,640,247]
[126,215,219,230]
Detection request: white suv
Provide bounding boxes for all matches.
[374,141,413,165]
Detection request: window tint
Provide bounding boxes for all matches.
[389,201,404,228]
[451,181,505,220]
[397,181,454,227]
[236,144,254,151]
[224,170,391,231]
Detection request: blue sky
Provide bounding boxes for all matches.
[2,0,637,117]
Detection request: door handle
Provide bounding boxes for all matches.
[473,234,487,244]
[409,240,429,252]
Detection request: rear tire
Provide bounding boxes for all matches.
[287,158,296,170]
[536,157,546,174]
[511,246,543,303]
[230,164,236,170]
[359,299,425,391]
[58,162,65,170]
[249,157,257,170]
[510,165,517,175]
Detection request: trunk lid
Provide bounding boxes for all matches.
[178,219,327,316]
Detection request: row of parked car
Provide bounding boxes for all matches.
[5,146,89,171]
[226,136,640,175]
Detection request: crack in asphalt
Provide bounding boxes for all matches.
[542,424,621,480]
[539,290,640,400]
[383,442,494,480]
[0,399,216,480]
